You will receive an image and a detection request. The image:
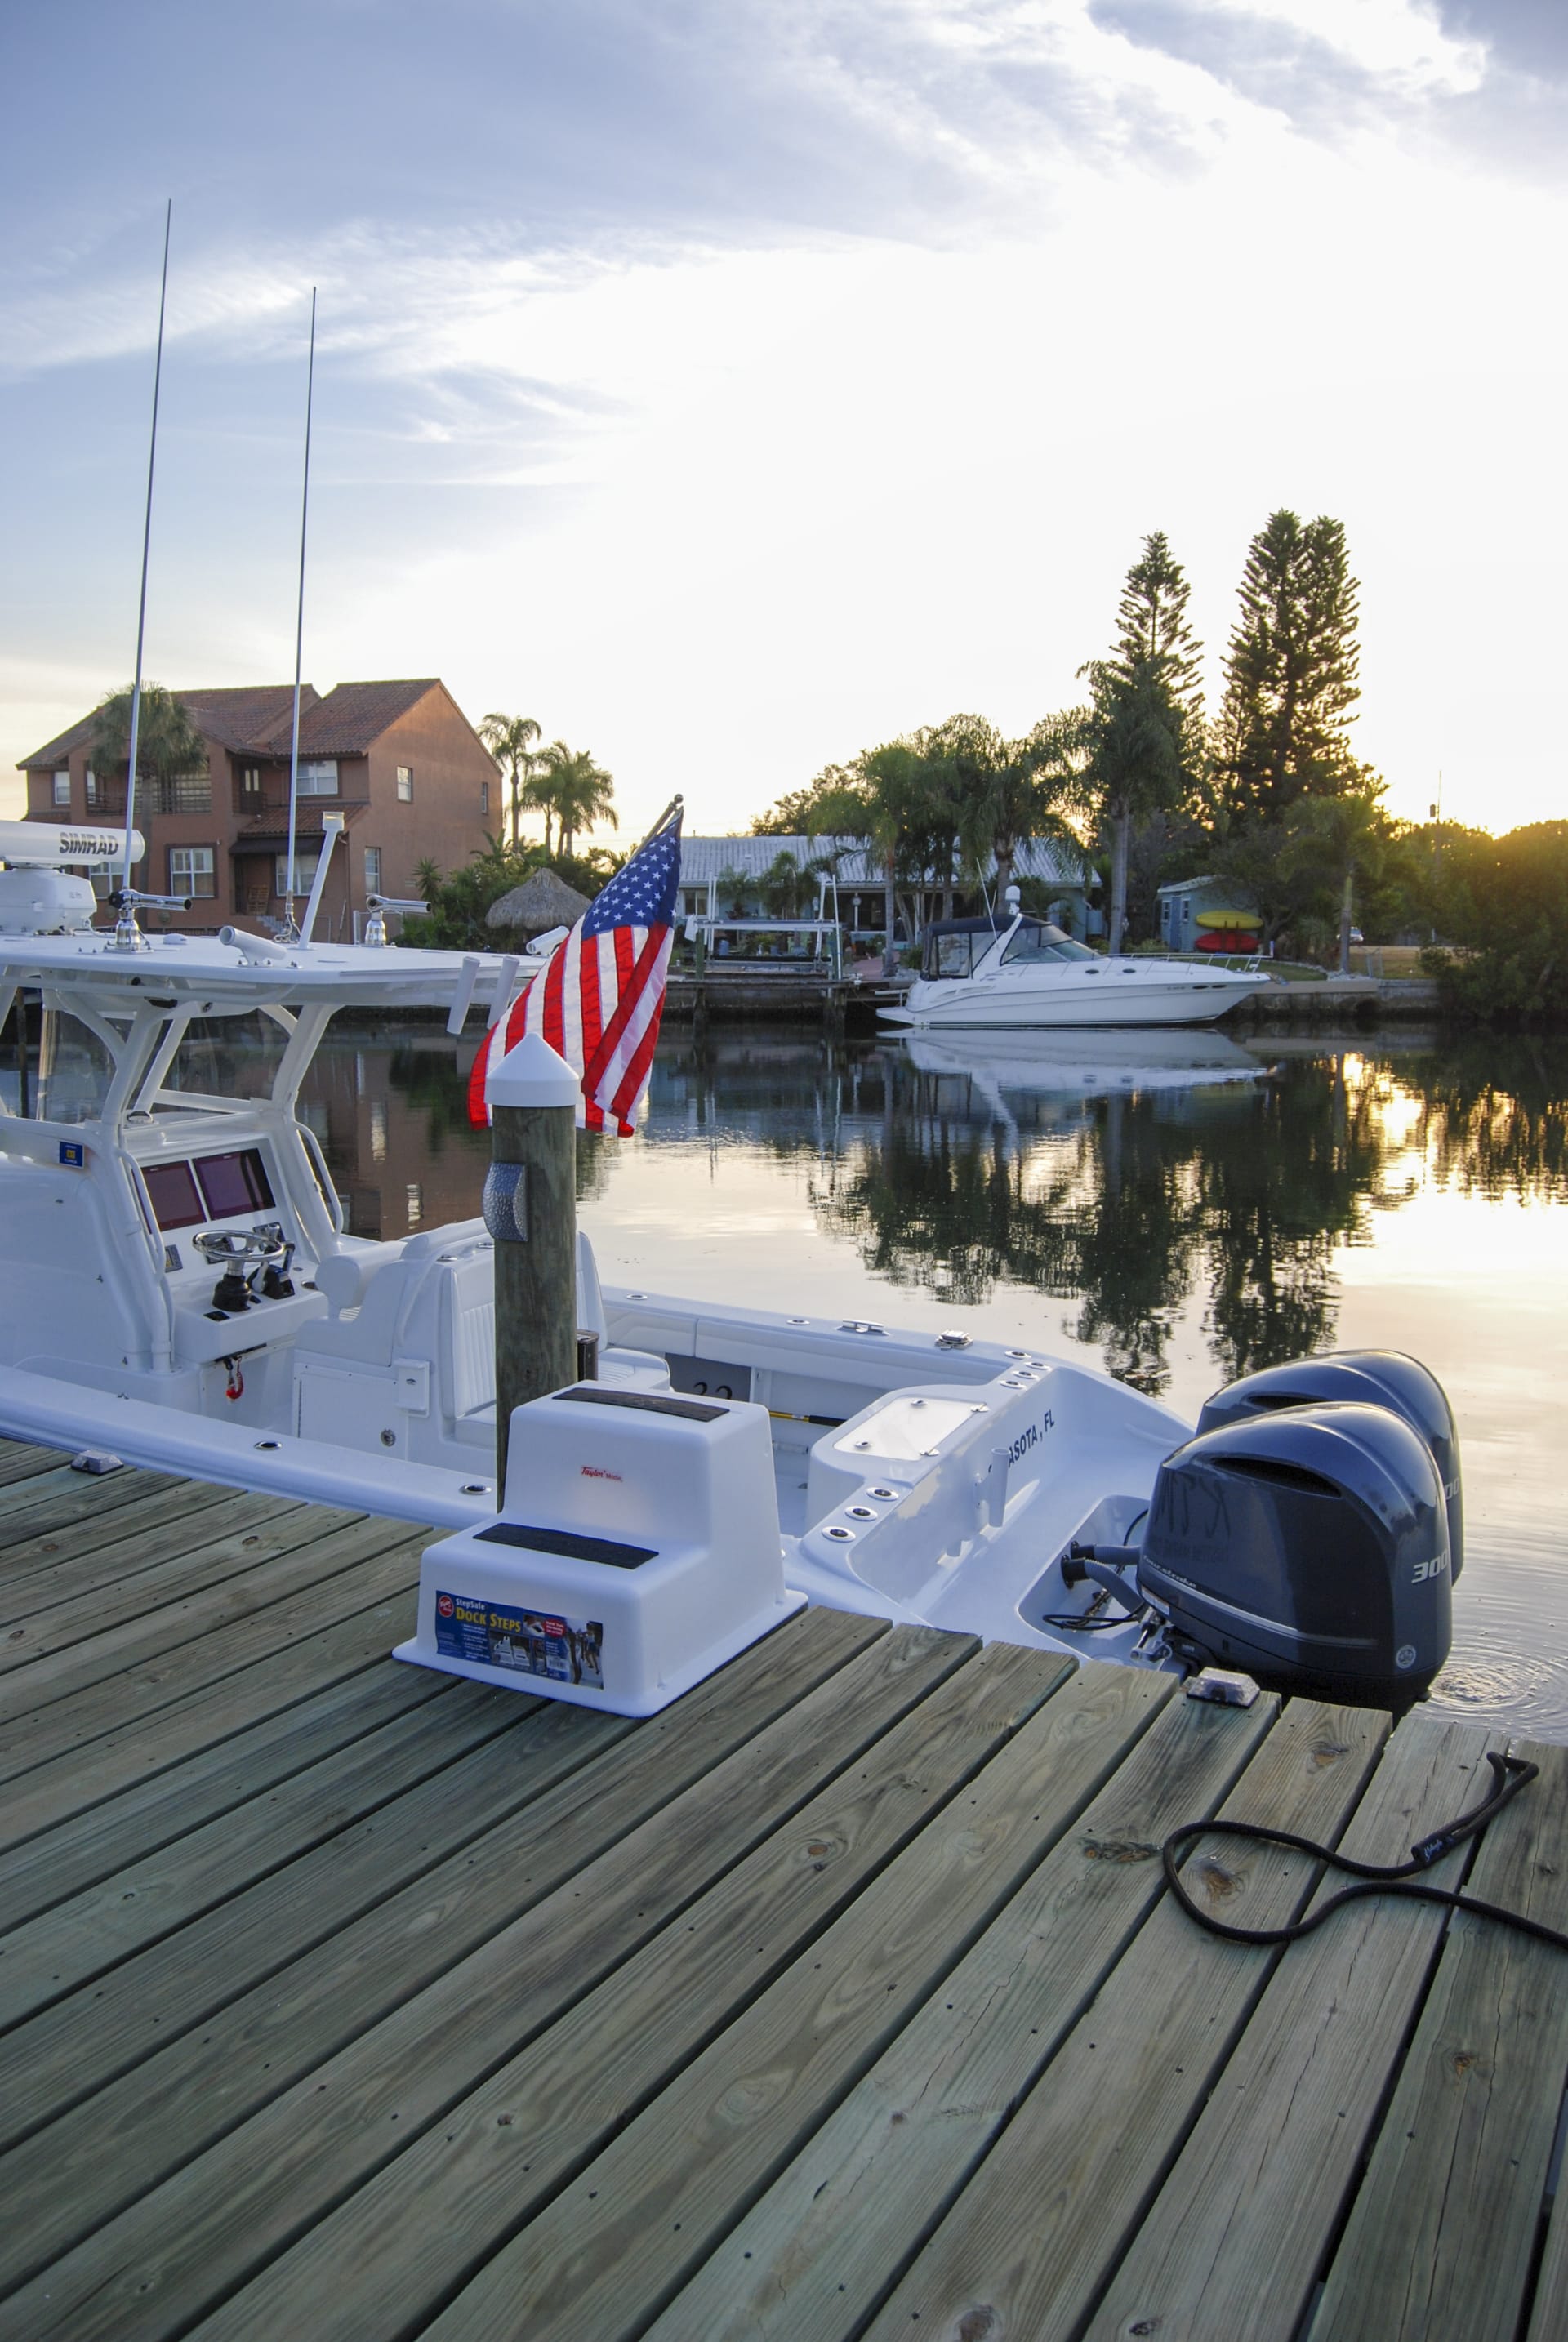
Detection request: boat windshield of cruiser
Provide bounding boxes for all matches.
[0,834,1459,1712]
[880,894,1273,1029]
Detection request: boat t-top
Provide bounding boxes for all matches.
[0,824,1460,1716]
[880,887,1273,1029]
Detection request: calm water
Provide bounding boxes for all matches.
[296,1017,1568,1743]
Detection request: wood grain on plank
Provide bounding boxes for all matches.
[0,1657,450,1929]
[0,1440,71,1487]
[0,1493,325,1645]
[651,1681,1307,2342]
[408,1656,1164,2342]
[1082,1712,1505,2342]
[0,1468,188,1553]
[0,1605,893,2308]
[0,1555,424,1853]
[0,1523,425,1779]
[1316,1738,1568,2342]
[0,1485,296,1614]
[0,1510,410,1723]
[143,1640,1066,2342]
[857,1698,1387,2342]
[0,1676,525,2031]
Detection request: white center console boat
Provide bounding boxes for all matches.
[0,832,1459,1711]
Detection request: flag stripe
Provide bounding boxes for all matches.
[466,810,682,1138]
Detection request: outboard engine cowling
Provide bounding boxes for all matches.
[1137,1400,1451,1709]
[1196,1350,1462,1581]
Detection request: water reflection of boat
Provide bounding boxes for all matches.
[898,1026,1267,1098]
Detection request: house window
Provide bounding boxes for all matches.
[396,765,413,802]
[297,759,338,797]
[364,846,382,896]
[406,1182,423,1227]
[169,846,216,899]
[481,780,489,817]
[274,849,320,897]
[240,765,261,798]
[52,771,70,807]
[85,769,98,808]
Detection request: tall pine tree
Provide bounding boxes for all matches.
[1218,510,1361,823]
[1082,531,1205,953]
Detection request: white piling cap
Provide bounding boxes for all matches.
[486,1031,581,1110]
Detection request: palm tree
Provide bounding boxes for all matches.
[538,743,617,856]
[1285,785,1387,973]
[477,712,542,848]
[947,713,1082,908]
[91,683,208,807]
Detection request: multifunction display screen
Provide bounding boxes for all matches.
[145,1147,275,1234]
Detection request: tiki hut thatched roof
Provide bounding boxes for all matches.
[486,867,594,935]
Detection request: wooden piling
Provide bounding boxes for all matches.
[483,1035,580,1493]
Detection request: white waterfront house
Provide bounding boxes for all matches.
[677,835,1094,942]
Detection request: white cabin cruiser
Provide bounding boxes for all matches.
[0,833,1459,1712]
[880,897,1273,1029]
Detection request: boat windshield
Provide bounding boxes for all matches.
[1000,921,1098,965]
[33,1010,114,1124]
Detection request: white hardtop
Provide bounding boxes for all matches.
[0,928,538,1013]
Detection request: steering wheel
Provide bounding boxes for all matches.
[194,1227,287,1265]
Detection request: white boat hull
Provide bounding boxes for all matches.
[881,964,1272,1028]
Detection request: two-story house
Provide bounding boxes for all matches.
[18,678,500,937]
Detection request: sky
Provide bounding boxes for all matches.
[2,1,1565,843]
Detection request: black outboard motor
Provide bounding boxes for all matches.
[1195,1350,1462,1580]
[1136,1401,1452,1709]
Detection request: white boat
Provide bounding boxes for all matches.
[0,834,1456,1710]
[880,897,1273,1029]
[898,1025,1268,1100]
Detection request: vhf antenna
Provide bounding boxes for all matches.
[281,287,317,942]
[111,200,173,950]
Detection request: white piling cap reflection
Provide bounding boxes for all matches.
[486,1031,580,1111]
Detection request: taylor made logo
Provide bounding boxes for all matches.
[581,1464,623,1481]
[1004,1411,1055,1467]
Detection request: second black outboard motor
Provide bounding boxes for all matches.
[1136,1400,1451,1709]
[1195,1350,1462,1580]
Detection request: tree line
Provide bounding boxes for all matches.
[752,510,1415,969]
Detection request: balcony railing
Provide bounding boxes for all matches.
[85,777,212,816]
[145,777,212,815]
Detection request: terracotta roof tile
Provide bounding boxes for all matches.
[18,686,313,769]
[291,679,439,756]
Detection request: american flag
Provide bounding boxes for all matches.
[467,808,683,1136]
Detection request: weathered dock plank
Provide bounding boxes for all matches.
[0,1504,394,1718]
[0,1674,525,2029]
[1313,1737,1568,2342]
[0,1565,426,1852]
[1083,1712,1505,2342]
[0,1652,449,1925]
[0,1603,892,2309]
[0,1480,294,1612]
[0,1439,70,1487]
[0,1449,1556,2342]
[853,1697,1387,2342]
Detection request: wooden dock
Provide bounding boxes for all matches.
[1,1435,1566,2342]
